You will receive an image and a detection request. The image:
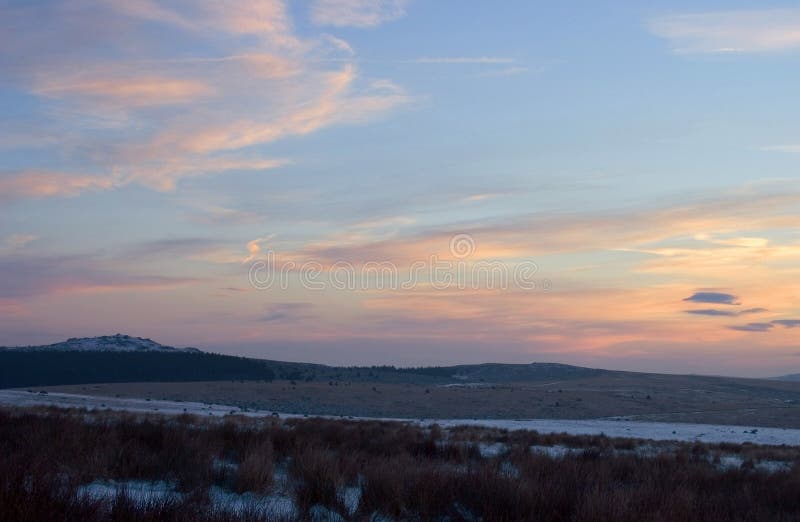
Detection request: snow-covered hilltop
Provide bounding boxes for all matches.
[1,334,201,353]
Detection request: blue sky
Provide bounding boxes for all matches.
[1,1,800,376]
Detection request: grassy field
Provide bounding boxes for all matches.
[35,370,800,428]
[2,406,800,521]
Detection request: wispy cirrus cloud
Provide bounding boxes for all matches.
[233,183,800,355]
[478,66,531,78]
[33,76,214,108]
[120,158,290,192]
[0,254,197,299]
[125,238,229,261]
[0,170,115,201]
[311,0,407,28]
[280,185,800,267]
[5,234,38,250]
[104,0,302,47]
[186,205,264,227]
[0,159,287,199]
[127,68,405,159]
[650,9,800,54]
[760,144,800,153]
[0,0,410,200]
[411,57,530,77]
[413,57,516,64]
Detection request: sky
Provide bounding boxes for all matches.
[1,1,800,377]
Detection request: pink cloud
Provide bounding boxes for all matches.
[0,171,115,200]
[35,77,214,107]
[0,0,410,198]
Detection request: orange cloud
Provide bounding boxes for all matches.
[650,9,800,54]
[122,157,289,192]
[0,157,288,199]
[0,171,115,200]
[1,0,411,198]
[141,66,409,157]
[35,77,213,106]
[268,186,800,268]
[227,185,800,358]
[105,0,300,47]
[0,299,28,317]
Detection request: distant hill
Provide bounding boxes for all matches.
[0,351,275,389]
[1,334,201,353]
[0,335,615,389]
[774,374,800,382]
[247,361,614,385]
[402,362,608,382]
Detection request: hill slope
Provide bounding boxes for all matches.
[1,334,200,353]
[0,334,622,388]
[0,351,274,388]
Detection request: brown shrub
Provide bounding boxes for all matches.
[2,406,800,521]
[234,439,274,494]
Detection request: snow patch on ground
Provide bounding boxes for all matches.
[478,442,507,457]
[3,389,800,446]
[423,417,800,446]
[75,480,298,517]
[439,383,495,388]
[212,458,238,475]
[208,486,297,518]
[310,505,347,522]
[717,455,744,470]
[530,445,584,458]
[756,460,793,473]
[340,486,362,516]
[77,480,180,503]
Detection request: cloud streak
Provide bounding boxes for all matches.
[773,320,800,328]
[728,323,774,333]
[761,145,800,153]
[0,254,197,299]
[0,171,115,201]
[262,302,315,323]
[0,0,410,199]
[34,76,214,107]
[650,9,800,54]
[414,57,516,64]
[311,0,407,28]
[685,307,766,317]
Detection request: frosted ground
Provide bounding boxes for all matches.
[1,389,798,446]
[3,389,799,519]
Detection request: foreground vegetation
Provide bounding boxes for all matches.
[1,407,800,521]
